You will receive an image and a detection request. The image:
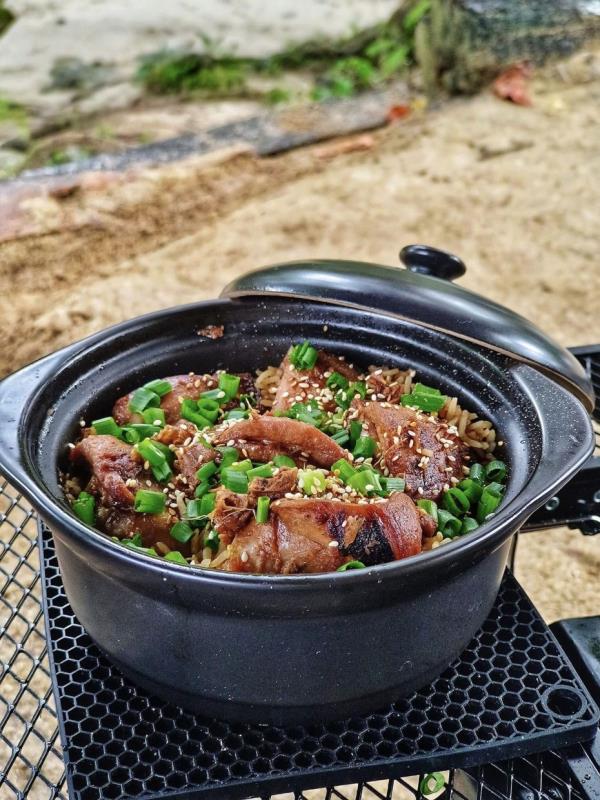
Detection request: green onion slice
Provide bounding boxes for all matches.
[72,492,95,525]
[485,459,507,483]
[217,446,240,469]
[91,416,123,438]
[256,496,271,523]
[170,521,194,543]
[437,509,462,538]
[122,424,161,443]
[199,493,217,516]
[457,478,483,504]
[476,483,504,523]
[442,487,470,517]
[221,467,249,494]
[290,341,319,370]
[196,460,218,482]
[352,435,377,459]
[134,489,166,514]
[348,469,382,496]
[298,468,327,495]
[141,407,166,427]
[129,387,161,414]
[194,481,211,498]
[218,373,241,400]
[468,463,485,484]
[247,464,275,480]
[383,477,406,494]
[326,371,349,390]
[331,458,356,484]
[420,772,445,796]
[337,560,366,571]
[272,454,296,468]
[143,379,173,397]
[180,399,212,429]
[331,429,350,446]
[204,529,220,551]
[460,517,479,535]
[164,551,188,565]
[186,499,207,521]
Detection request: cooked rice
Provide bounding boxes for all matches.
[256,365,282,408]
[257,362,497,454]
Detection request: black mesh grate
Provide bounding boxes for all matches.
[39,520,598,800]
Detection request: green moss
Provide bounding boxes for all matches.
[0,98,28,129]
[136,1,432,103]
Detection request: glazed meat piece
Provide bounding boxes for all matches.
[356,401,467,501]
[217,492,429,574]
[271,349,359,412]
[113,372,256,426]
[211,414,349,468]
[70,435,142,508]
[70,435,183,551]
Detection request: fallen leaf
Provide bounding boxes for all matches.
[493,63,533,106]
[386,104,412,123]
[314,134,375,159]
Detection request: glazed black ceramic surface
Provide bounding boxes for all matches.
[0,296,593,724]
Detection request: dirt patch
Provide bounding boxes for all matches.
[1,50,599,620]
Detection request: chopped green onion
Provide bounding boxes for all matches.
[91,416,123,438]
[401,392,446,412]
[348,469,382,496]
[72,492,95,525]
[239,393,257,409]
[129,532,143,547]
[298,468,327,495]
[476,483,504,523]
[458,478,483,505]
[352,435,377,459]
[194,481,211,498]
[337,560,366,571]
[217,446,239,469]
[248,464,275,480]
[196,460,218,482]
[204,529,220,551]
[199,493,216,516]
[290,341,319,370]
[413,382,442,396]
[180,399,212,429]
[164,551,188,566]
[348,420,363,445]
[170,521,194,543]
[134,490,166,514]
[196,397,220,423]
[218,373,241,400]
[122,423,161,443]
[460,517,479,535]
[221,467,249,494]
[199,389,226,406]
[437,509,462,538]
[287,402,325,428]
[256,496,271,523]
[420,772,445,796]
[442,487,470,516]
[229,459,252,473]
[416,499,438,522]
[331,429,350,446]
[331,458,356,483]
[326,371,349,390]
[485,460,507,483]
[119,538,157,557]
[225,408,248,420]
[469,463,485,484]
[141,407,166,427]
[137,439,172,483]
[273,454,296,468]
[383,477,406,494]
[186,499,206,520]
[143,379,173,397]
[331,428,350,447]
[153,441,174,462]
[129,387,161,414]
[335,382,368,411]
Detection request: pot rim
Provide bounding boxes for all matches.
[2,297,595,590]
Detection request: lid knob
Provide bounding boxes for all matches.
[400,244,466,282]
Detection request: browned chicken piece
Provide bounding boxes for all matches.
[355,401,467,501]
[211,414,349,468]
[222,492,429,574]
[271,349,359,412]
[155,421,198,446]
[365,370,412,405]
[174,443,214,494]
[212,489,253,544]
[113,372,257,426]
[70,435,142,508]
[70,435,185,552]
[248,467,298,504]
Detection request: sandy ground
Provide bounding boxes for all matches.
[0,49,599,800]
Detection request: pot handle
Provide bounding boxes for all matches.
[508,362,595,525]
[0,349,67,497]
[399,244,466,281]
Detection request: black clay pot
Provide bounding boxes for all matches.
[0,252,594,725]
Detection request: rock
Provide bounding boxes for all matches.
[75,83,144,116]
[0,147,26,177]
[0,119,29,149]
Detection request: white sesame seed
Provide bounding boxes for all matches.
[240,551,249,563]
[328,540,339,548]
